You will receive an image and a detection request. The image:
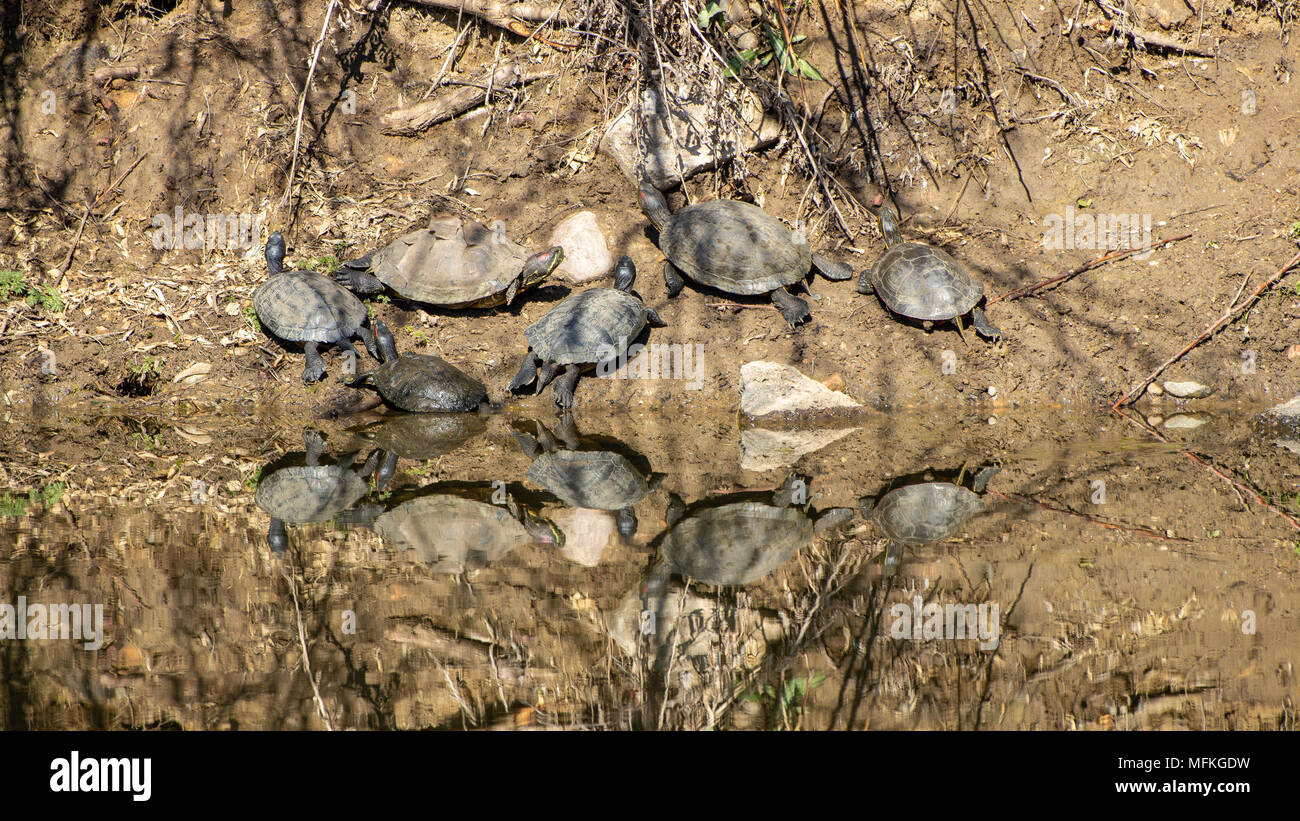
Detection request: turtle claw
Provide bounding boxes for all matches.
[508,354,539,393]
[663,262,685,298]
[302,342,327,384]
[552,365,580,409]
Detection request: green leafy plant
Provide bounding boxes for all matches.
[242,304,261,332]
[698,3,823,82]
[0,482,67,519]
[743,672,826,729]
[0,269,64,313]
[243,467,262,491]
[305,255,341,274]
[408,327,431,347]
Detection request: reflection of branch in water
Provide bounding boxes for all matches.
[1114,409,1300,533]
[986,489,1193,543]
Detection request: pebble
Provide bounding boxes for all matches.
[1163,380,1213,399]
[1287,344,1300,360]
[1146,382,1163,396]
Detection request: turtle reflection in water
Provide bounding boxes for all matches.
[254,431,376,555]
[512,415,659,538]
[860,464,998,578]
[354,482,562,574]
[354,406,486,490]
[645,474,855,594]
[619,475,852,675]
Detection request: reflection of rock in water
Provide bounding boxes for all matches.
[373,489,559,573]
[739,426,856,472]
[253,430,373,554]
[607,581,782,673]
[550,507,618,567]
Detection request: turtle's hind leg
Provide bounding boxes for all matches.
[971,307,1002,341]
[770,288,812,327]
[552,364,581,409]
[507,353,540,393]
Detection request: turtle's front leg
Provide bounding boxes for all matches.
[552,364,582,409]
[302,342,327,384]
[507,352,539,393]
[334,265,384,295]
[770,288,811,327]
[663,261,685,298]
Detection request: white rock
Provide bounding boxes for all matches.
[1163,413,1207,429]
[548,211,613,284]
[601,85,781,189]
[1162,380,1213,398]
[739,361,862,419]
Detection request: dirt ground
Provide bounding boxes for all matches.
[1,0,1298,418]
[1,0,1299,730]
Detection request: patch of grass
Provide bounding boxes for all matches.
[408,327,431,347]
[304,255,341,274]
[742,672,826,730]
[0,269,64,313]
[0,482,67,519]
[243,304,261,333]
[243,467,262,490]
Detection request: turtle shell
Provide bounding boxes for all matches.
[366,413,485,459]
[254,465,368,524]
[369,353,487,412]
[369,218,532,307]
[869,242,983,322]
[526,450,649,510]
[254,270,368,343]
[661,200,811,295]
[661,502,812,585]
[375,495,535,572]
[873,482,983,544]
[524,288,649,365]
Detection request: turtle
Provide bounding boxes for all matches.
[507,256,666,409]
[512,416,659,537]
[860,465,997,578]
[643,474,854,595]
[345,317,487,413]
[357,482,563,573]
[357,412,486,490]
[253,430,376,555]
[254,232,378,384]
[857,202,1002,344]
[334,216,564,309]
[637,184,854,327]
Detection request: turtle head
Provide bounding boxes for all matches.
[637,184,672,231]
[267,518,287,556]
[522,246,564,288]
[612,255,636,292]
[876,202,904,248]
[521,509,565,549]
[265,231,286,275]
[370,317,399,363]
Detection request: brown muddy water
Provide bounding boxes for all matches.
[1,403,1297,730]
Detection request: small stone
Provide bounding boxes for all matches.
[987,386,998,397]
[822,372,845,392]
[987,416,997,425]
[1146,382,1163,396]
[1162,380,1213,399]
[1146,415,1165,426]
[548,211,613,284]
[1286,344,1300,360]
